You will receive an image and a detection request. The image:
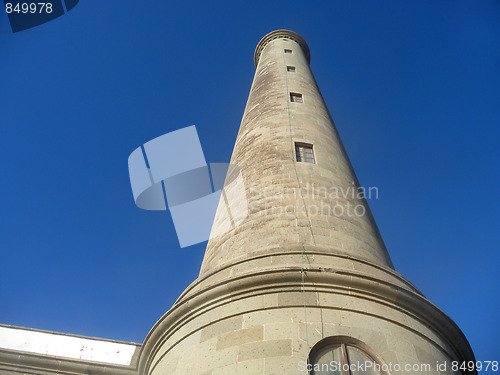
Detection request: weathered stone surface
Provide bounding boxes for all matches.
[216,325,263,350]
[238,339,292,361]
[200,316,243,343]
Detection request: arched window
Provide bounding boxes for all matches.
[308,337,387,375]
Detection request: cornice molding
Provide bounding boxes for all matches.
[254,29,310,67]
[138,262,475,375]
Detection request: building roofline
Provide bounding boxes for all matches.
[0,324,141,368]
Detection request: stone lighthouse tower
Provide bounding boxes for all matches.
[139,30,476,375]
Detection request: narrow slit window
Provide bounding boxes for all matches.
[284,49,292,54]
[287,66,296,72]
[290,92,303,103]
[295,143,314,163]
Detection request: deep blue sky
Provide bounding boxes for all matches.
[1,0,499,368]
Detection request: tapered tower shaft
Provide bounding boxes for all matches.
[201,30,392,276]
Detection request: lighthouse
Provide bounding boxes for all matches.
[139,30,476,375]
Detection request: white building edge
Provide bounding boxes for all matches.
[0,324,140,374]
